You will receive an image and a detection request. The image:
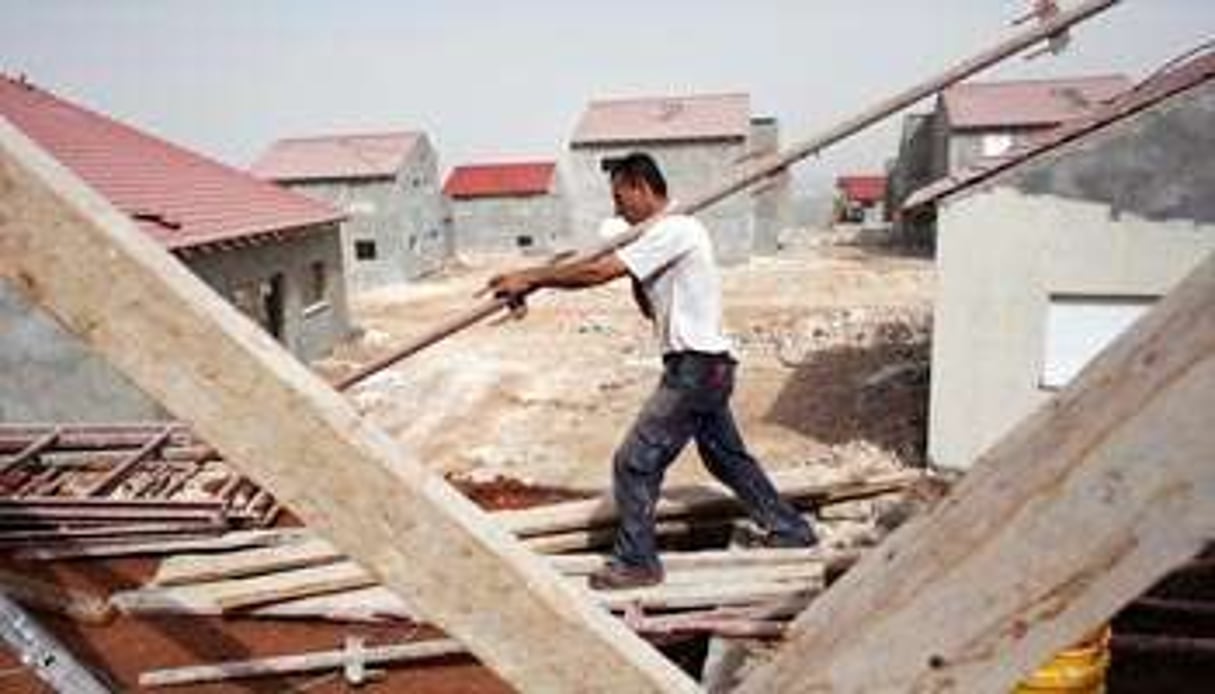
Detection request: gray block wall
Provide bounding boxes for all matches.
[563,140,754,264]
[929,81,1215,470]
[451,192,569,255]
[1,224,351,423]
[284,137,450,293]
[748,117,789,255]
[186,224,352,362]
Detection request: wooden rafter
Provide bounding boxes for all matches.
[739,252,1215,692]
[0,119,695,692]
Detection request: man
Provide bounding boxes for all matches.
[488,152,815,590]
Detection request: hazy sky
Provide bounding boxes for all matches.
[1,1,1211,190]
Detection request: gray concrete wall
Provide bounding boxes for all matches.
[451,192,569,255]
[0,282,168,422]
[748,118,789,255]
[563,139,753,264]
[0,224,350,423]
[284,136,450,293]
[187,223,351,362]
[929,81,1215,469]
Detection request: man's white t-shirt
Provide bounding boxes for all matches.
[613,213,732,356]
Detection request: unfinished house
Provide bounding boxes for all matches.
[443,161,569,255]
[0,75,351,422]
[888,73,1131,243]
[564,92,789,263]
[252,131,451,292]
[908,54,1215,470]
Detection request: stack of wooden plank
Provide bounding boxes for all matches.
[109,469,920,623]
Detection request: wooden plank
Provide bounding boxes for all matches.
[209,562,374,611]
[497,470,920,537]
[595,580,818,613]
[139,638,465,688]
[522,519,733,554]
[154,536,339,586]
[0,568,113,624]
[0,120,694,693]
[14,529,292,561]
[738,252,1215,693]
[153,537,837,589]
[122,555,824,619]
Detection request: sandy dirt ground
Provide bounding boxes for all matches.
[318,239,935,492]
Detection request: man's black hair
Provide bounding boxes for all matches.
[603,152,667,197]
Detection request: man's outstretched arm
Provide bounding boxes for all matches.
[487,253,629,299]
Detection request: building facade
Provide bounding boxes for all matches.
[253,132,451,293]
[443,161,569,255]
[564,93,788,264]
[920,57,1215,469]
[0,75,351,422]
[889,74,1131,245]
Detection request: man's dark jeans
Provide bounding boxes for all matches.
[611,351,814,570]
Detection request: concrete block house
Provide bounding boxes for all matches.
[253,131,451,292]
[905,55,1215,469]
[443,161,569,255]
[888,74,1131,245]
[564,92,789,264]
[0,75,352,422]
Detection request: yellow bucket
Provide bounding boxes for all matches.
[1013,627,1111,693]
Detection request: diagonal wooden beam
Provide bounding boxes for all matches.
[738,252,1215,692]
[0,119,696,692]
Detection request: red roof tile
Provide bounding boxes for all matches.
[443,161,556,199]
[251,132,421,182]
[837,175,887,204]
[571,93,750,146]
[904,54,1215,211]
[0,76,341,251]
[943,74,1132,130]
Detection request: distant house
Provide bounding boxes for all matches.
[0,75,351,422]
[252,131,450,292]
[907,55,1215,469]
[834,175,888,225]
[443,161,568,255]
[888,74,1131,244]
[564,92,790,263]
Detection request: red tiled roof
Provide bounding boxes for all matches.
[0,76,342,251]
[942,74,1132,130]
[837,175,887,204]
[571,92,750,146]
[443,162,556,199]
[904,54,1215,211]
[251,132,421,182]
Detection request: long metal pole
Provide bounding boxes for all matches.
[335,0,1122,391]
[0,592,112,693]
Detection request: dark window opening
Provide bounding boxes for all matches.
[306,260,327,305]
[516,235,534,248]
[355,240,378,260]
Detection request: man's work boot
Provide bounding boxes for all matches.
[587,562,664,591]
[735,520,819,549]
